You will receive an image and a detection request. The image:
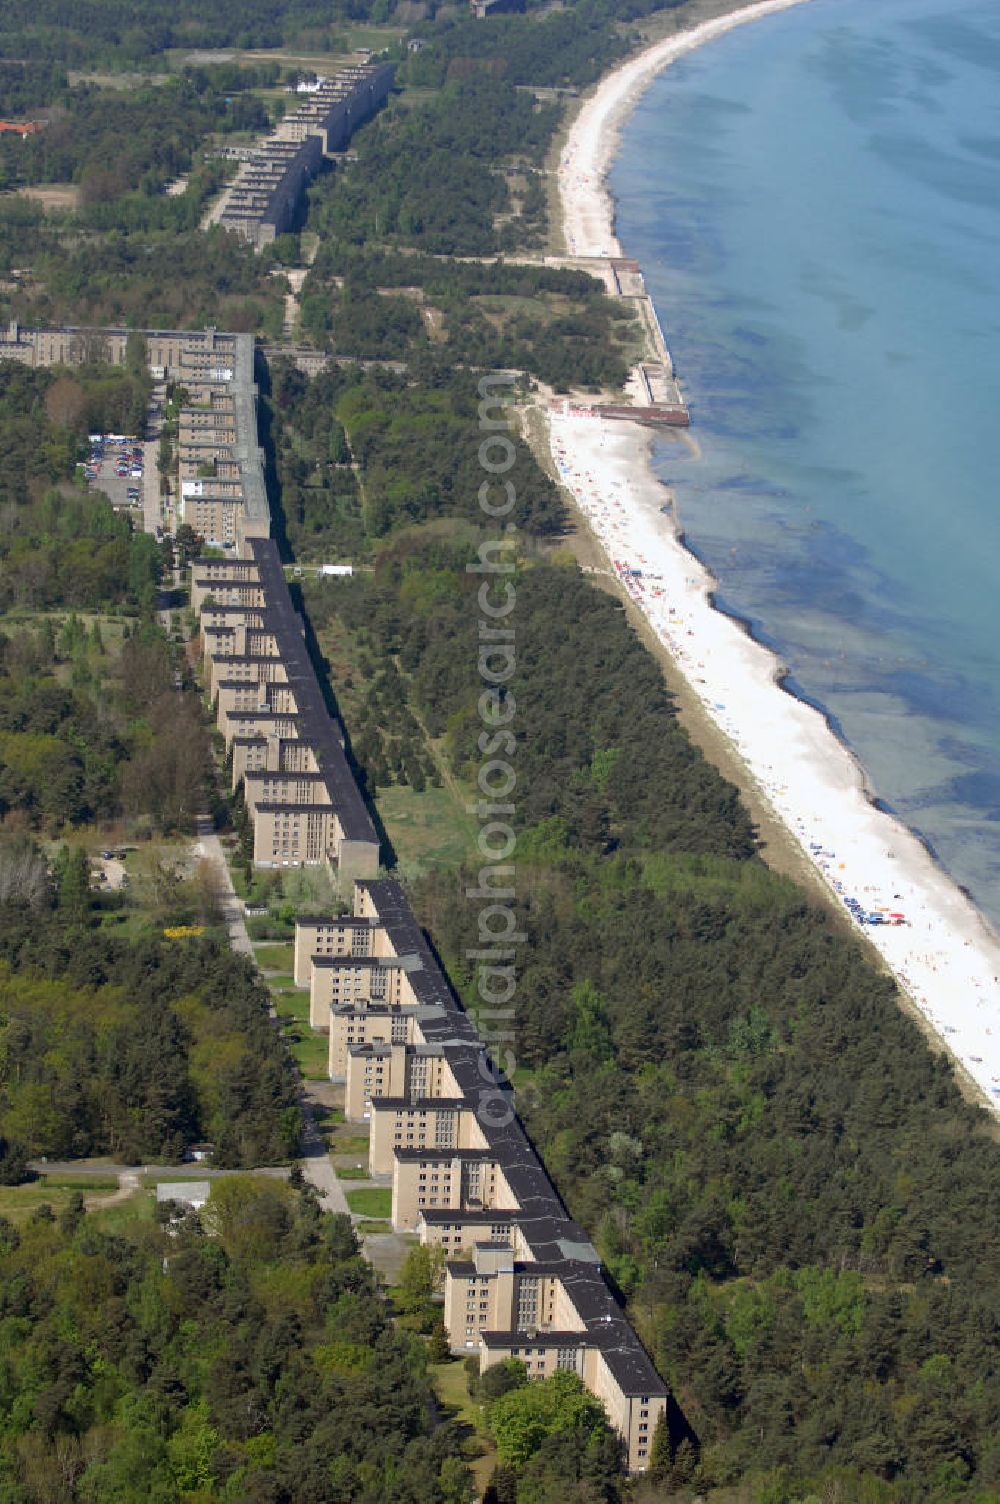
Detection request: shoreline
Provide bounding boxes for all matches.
[558,0,816,259]
[547,0,1000,1115]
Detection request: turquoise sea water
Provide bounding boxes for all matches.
[610,0,1000,926]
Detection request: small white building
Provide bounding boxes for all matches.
[156,1181,211,1211]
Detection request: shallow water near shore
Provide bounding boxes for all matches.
[610,0,1000,927]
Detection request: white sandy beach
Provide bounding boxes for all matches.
[551,2,1000,1112]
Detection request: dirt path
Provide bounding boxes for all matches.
[84,1171,141,1210]
[404,693,465,806]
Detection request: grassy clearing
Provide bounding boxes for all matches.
[33,1174,118,1191]
[88,1191,154,1234]
[356,1219,392,1235]
[274,989,311,1027]
[330,1132,369,1157]
[265,973,298,990]
[374,783,478,876]
[334,1165,370,1180]
[287,1029,329,1081]
[0,1180,112,1225]
[346,1187,392,1219]
[429,1362,495,1491]
[254,943,295,971]
[431,1360,486,1431]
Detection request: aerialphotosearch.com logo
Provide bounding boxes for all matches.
[468,373,521,1131]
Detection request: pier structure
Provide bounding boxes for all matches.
[518,251,689,425]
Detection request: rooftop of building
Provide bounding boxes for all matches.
[247,538,379,848]
[314,951,423,971]
[370,1095,468,1111]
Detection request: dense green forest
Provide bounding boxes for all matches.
[301,538,1000,1501]
[305,75,557,256]
[0,617,214,831]
[0,1175,472,1502]
[0,69,270,215]
[302,545,751,854]
[299,244,637,390]
[0,60,71,114]
[0,213,284,333]
[0,0,369,65]
[0,891,300,1165]
[0,361,213,832]
[402,7,634,90]
[267,361,565,559]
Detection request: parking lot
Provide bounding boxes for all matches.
[82,433,147,519]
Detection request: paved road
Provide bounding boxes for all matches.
[299,1085,351,1216]
[193,815,254,957]
[183,822,402,1244]
[30,1159,291,1179]
[187,820,352,1217]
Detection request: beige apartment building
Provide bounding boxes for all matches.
[0,323,269,557]
[291,875,671,1472]
[343,1040,461,1122]
[206,654,287,702]
[193,543,380,881]
[293,914,387,986]
[312,952,424,1033]
[0,322,241,377]
[392,1148,520,1233]
[368,1097,488,1176]
[230,734,319,793]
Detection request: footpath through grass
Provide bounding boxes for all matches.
[429,1360,496,1495]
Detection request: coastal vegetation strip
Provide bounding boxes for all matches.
[1,0,1000,1497]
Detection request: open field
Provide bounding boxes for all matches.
[273,985,310,1022]
[254,942,295,972]
[0,1176,113,1225]
[178,30,406,73]
[330,1131,369,1158]
[345,1187,392,1219]
[266,972,297,988]
[88,1190,155,1233]
[375,783,479,876]
[311,610,479,874]
[286,1026,329,1080]
[13,184,80,213]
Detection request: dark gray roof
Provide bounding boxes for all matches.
[314,952,421,970]
[248,538,378,848]
[394,1147,495,1162]
[296,915,377,927]
[419,1209,516,1223]
[253,802,332,814]
[370,1096,467,1111]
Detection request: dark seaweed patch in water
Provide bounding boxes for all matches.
[904,769,1000,822]
[939,733,1000,767]
[938,771,1000,814]
[880,667,995,730]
